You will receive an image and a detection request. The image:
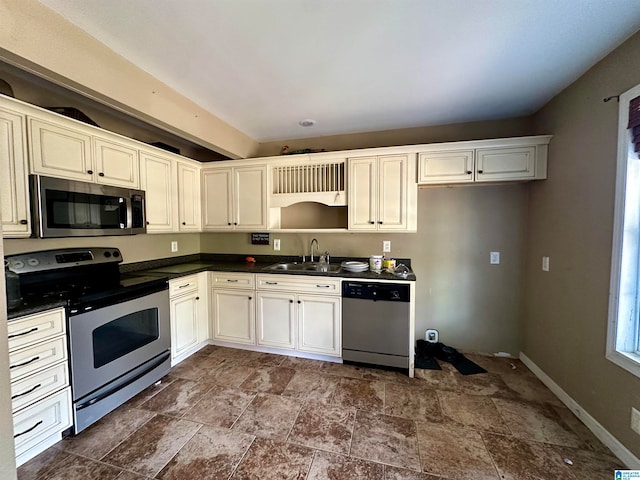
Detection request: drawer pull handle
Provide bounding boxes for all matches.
[178,284,192,288]
[10,356,40,369]
[227,279,239,283]
[11,383,42,400]
[316,285,331,288]
[265,281,278,285]
[8,327,38,339]
[14,420,43,438]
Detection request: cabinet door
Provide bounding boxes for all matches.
[378,155,408,230]
[28,118,93,181]
[234,165,268,230]
[297,295,341,356]
[170,293,200,361]
[256,292,295,350]
[0,107,30,236]
[140,150,177,233]
[348,156,377,230]
[418,150,474,184]
[212,289,255,345]
[202,168,233,230]
[177,161,201,231]
[476,146,536,182]
[93,137,139,188]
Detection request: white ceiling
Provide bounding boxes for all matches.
[36,0,640,142]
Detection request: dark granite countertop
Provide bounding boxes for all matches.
[7,298,68,320]
[123,254,416,282]
[7,254,415,320]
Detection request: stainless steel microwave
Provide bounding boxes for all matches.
[30,175,146,237]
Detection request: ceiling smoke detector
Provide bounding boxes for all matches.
[298,119,316,127]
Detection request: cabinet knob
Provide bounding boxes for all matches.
[98,172,105,177]
[249,296,253,300]
[19,219,28,225]
[234,222,238,226]
[297,300,301,304]
[369,221,375,224]
[289,299,293,303]
[478,170,483,174]
[146,221,150,225]
[182,222,186,225]
[195,296,200,300]
[466,170,472,174]
[228,222,232,226]
[87,170,93,175]
[378,221,383,224]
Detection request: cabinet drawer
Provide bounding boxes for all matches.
[169,274,200,296]
[210,272,255,289]
[256,274,341,294]
[9,336,67,382]
[13,388,72,457]
[8,308,65,352]
[11,362,69,413]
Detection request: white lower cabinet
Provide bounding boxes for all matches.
[8,308,72,467]
[211,272,256,345]
[169,273,208,365]
[255,275,342,357]
[256,291,296,350]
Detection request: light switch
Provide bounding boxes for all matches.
[274,239,281,251]
[383,240,391,253]
[171,241,178,253]
[490,251,500,265]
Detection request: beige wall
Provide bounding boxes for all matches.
[4,233,201,264]
[256,116,533,157]
[203,183,529,355]
[0,0,257,159]
[525,31,640,457]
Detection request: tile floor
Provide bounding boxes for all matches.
[18,346,624,479]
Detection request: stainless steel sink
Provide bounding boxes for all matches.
[263,262,341,273]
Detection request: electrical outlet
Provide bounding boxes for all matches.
[631,407,640,435]
[171,241,178,253]
[274,239,281,251]
[383,240,391,253]
[425,329,438,343]
[542,256,550,271]
[490,251,500,264]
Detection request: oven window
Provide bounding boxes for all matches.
[92,308,159,368]
[47,189,125,229]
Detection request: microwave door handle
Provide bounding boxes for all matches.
[120,197,130,229]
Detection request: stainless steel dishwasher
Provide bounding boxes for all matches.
[342,281,411,370]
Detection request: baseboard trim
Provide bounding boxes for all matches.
[519,352,640,469]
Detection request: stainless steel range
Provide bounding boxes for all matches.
[5,248,170,433]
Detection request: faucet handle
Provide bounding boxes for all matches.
[320,251,330,264]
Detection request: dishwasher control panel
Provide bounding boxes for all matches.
[342,281,410,302]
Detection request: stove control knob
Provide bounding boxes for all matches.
[11,260,25,269]
[112,251,120,257]
[27,258,40,267]
[104,251,112,258]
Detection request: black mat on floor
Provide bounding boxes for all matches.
[415,340,486,375]
[414,352,441,370]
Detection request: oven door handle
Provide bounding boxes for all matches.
[119,197,129,230]
[75,351,170,410]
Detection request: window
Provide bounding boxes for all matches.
[607,83,640,378]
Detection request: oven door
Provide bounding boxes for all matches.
[68,289,170,401]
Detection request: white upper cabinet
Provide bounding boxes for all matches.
[0,106,30,237]
[177,160,202,231]
[140,149,177,233]
[93,137,139,188]
[202,164,267,231]
[418,136,551,184]
[418,150,475,184]
[28,117,93,182]
[348,154,416,232]
[28,115,140,188]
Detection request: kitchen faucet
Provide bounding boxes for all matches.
[310,238,319,262]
